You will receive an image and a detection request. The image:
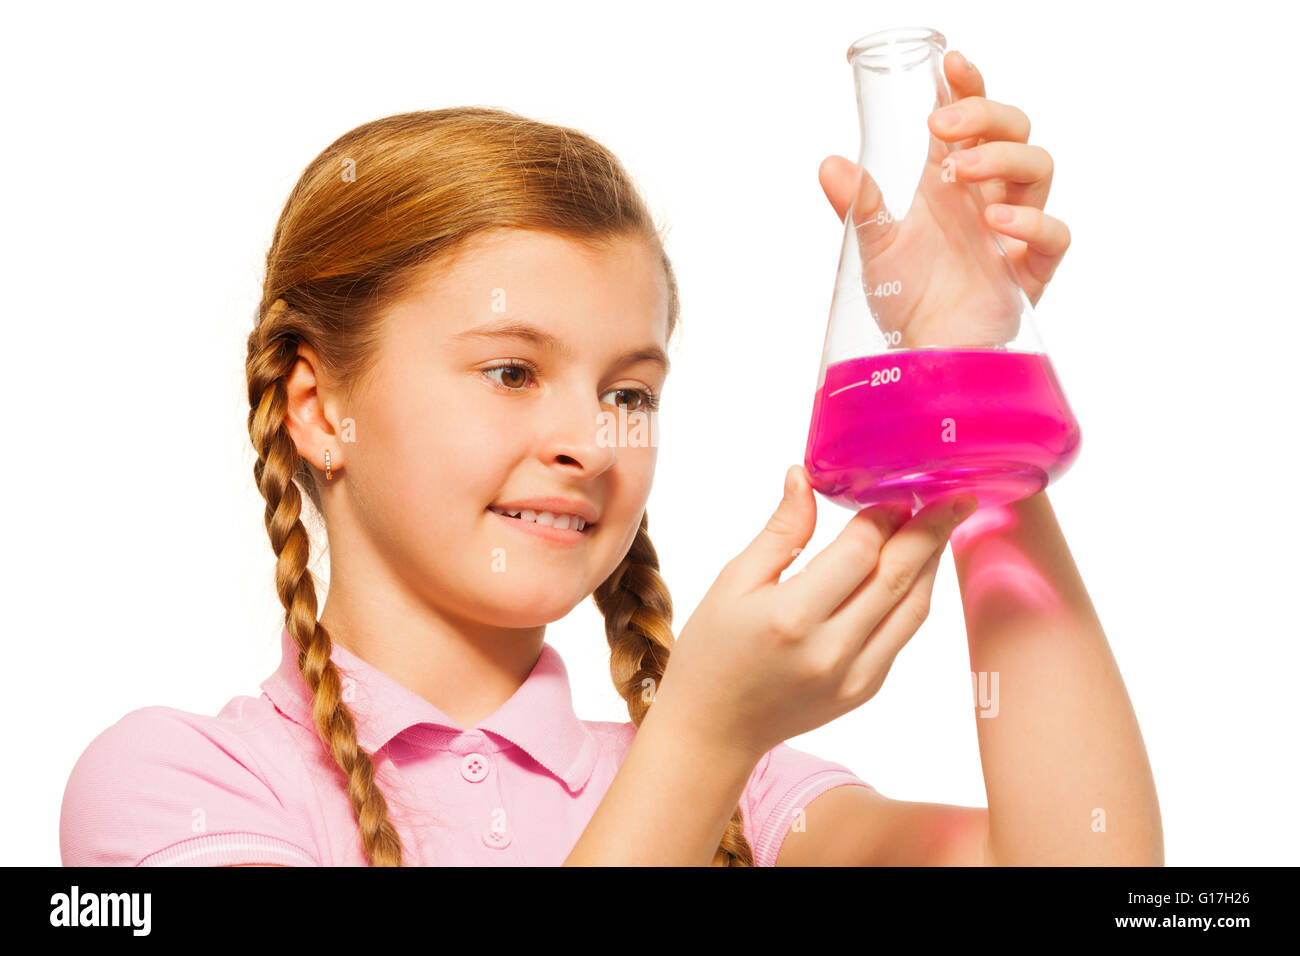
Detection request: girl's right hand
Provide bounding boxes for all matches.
[653,464,977,761]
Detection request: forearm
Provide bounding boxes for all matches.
[950,489,1163,865]
[563,698,761,866]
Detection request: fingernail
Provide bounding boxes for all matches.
[953,50,971,71]
[934,106,961,128]
[952,496,978,521]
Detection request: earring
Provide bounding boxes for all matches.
[324,449,332,481]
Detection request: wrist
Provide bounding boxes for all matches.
[643,685,768,773]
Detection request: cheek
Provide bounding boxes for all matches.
[598,445,657,552]
[620,443,657,504]
[346,378,500,532]
[364,371,504,467]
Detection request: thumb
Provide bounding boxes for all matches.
[819,156,895,246]
[730,465,817,588]
[818,155,858,223]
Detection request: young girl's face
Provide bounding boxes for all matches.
[332,228,670,629]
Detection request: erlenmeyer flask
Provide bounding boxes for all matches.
[805,26,1081,515]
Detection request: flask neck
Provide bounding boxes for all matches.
[849,29,950,205]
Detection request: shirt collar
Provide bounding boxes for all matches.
[260,626,599,792]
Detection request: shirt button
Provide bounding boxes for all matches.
[482,822,511,849]
[460,753,490,782]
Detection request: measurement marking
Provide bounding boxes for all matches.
[828,379,873,398]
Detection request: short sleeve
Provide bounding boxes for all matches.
[740,741,873,867]
[60,705,321,867]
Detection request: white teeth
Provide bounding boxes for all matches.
[491,506,587,532]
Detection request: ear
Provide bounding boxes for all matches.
[282,343,345,474]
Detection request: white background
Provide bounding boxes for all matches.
[5,0,1297,866]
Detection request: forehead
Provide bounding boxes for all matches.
[401,228,669,337]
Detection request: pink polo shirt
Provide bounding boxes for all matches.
[60,626,872,866]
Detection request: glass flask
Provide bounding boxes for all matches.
[804,26,1081,515]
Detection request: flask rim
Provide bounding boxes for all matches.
[847,26,946,70]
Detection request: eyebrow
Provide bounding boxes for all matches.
[451,318,671,374]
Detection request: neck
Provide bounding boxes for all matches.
[317,564,546,732]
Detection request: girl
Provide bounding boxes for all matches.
[59,51,1161,866]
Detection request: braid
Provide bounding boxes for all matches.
[245,307,405,866]
[592,509,755,866]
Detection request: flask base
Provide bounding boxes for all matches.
[803,348,1082,516]
[806,460,1050,514]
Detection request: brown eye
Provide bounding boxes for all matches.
[482,362,537,392]
[602,387,661,412]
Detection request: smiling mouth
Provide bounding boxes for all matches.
[486,506,595,534]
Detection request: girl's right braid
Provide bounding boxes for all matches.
[245,312,405,866]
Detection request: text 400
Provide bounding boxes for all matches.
[865,280,902,297]
[870,367,901,386]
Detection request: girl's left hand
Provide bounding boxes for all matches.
[819,49,1070,312]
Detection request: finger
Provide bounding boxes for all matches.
[984,206,1072,284]
[776,500,913,621]
[942,52,987,152]
[945,50,986,99]
[929,96,1031,146]
[819,154,863,225]
[841,546,944,696]
[941,142,1053,201]
[825,495,974,650]
[727,465,818,592]
[820,156,903,260]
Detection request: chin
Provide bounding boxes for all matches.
[461,575,585,627]
[477,601,576,630]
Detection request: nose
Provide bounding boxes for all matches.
[541,390,620,477]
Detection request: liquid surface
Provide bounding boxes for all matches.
[804,349,1082,512]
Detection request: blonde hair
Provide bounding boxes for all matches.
[245,107,753,866]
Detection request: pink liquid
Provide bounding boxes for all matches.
[805,349,1082,512]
